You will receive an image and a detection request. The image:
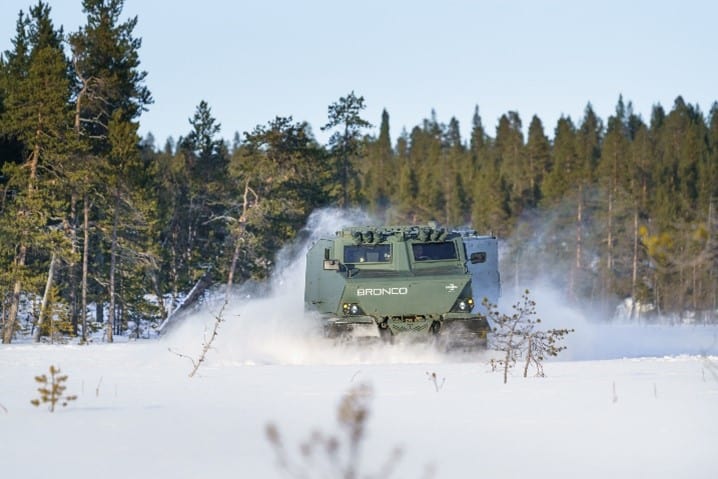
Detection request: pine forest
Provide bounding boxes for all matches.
[2,1,718,343]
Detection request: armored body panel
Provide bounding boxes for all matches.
[304,225,500,345]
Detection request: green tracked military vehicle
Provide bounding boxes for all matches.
[304,224,500,346]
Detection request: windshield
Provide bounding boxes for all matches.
[344,244,392,263]
[412,242,457,261]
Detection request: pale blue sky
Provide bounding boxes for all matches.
[2,0,717,147]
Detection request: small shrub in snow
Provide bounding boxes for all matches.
[266,383,404,478]
[485,290,573,383]
[485,293,533,384]
[426,371,445,392]
[30,365,77,412]
[168,300,229,377]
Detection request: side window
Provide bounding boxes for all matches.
[343,244,392,263]
[413,242,457,261]
[470,251,487,264]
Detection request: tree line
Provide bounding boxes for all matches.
[367,98,718,322]
[1,1,717,343]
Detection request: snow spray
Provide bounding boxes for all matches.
[496,202,718,361]
[163,208,449,366]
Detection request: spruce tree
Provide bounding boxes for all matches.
[495,111,526,217]
[105,109,155,342]
[69,0,151,150]
[597,100,630,299]
[170,101,229,287]
[414,112,445,222]
[68,0,152,341]
[443,116,468,226]
[471,149,509,235]
[321,91,371,207]
[363,109,394,216]
[394,129,419,223]
[468,106,494,230]
[570,105,603,301]
[505,115,550,287]
[524,115,550,208]
[627,123,653,315]
[539,116,580,291]
[0,3,73,343]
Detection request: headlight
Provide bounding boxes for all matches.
[454,297,474,312]
[342,303,363,315]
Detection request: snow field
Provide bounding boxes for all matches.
[1,340,717,479]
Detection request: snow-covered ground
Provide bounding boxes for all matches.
[2,334,717,479]
[2,209,718,478]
